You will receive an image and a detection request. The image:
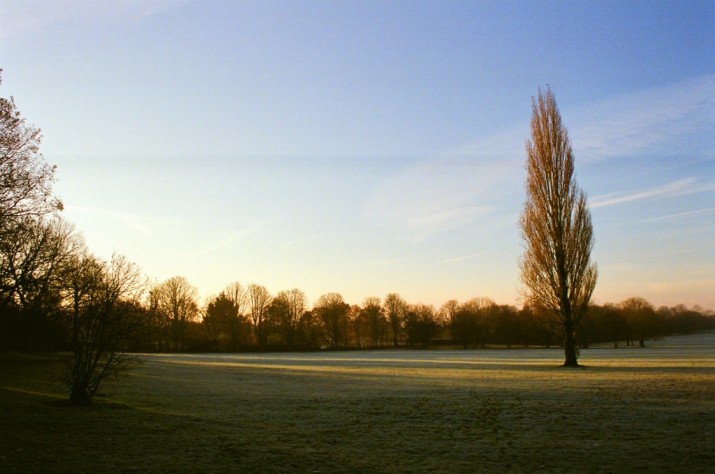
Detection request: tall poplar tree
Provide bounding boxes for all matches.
[519,87,597,367]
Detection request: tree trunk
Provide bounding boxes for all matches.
[70,385,91,405]
[563,326,579,367]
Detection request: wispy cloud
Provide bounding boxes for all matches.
[66,205,163,235]
[361,158,506,241]
[362,131,523,242]
[441,252,487,264]
[642,207,715,223]
[187,228,259,260]
[1,0,192,39]
[363,74,715,242]
[591,178,715,209]
[569,74,715,161]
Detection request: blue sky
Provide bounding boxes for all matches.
[2,1,714,309]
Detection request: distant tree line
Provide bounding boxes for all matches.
[3,248,713,354]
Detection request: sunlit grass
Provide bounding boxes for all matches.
[2,334,714,473]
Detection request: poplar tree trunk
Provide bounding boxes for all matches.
[563,324,579,367]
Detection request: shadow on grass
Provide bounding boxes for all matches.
[3,344,715,473]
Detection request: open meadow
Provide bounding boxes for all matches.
[2,333,714,473]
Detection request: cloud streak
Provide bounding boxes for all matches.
[569,74,715,161]
[362,74,715,242]
[362,127,525,242]
[441,252,487,264]
[591,178,715,209]
[642,207,715,223]
[361,156,512,242]
[187,228,259,260]
[66,205,163,235]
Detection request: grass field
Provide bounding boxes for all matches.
[2,334,714,473]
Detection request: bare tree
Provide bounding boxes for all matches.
[204,291,251,351]
[0,71,66,350]
[620,297,664,347]
[0,218,81,308]
[440,299,460,322]
[314,293,350,348]
[269,288,306,346]
[0,70,62,232]
[448,298,491,349]
[440,300,460,343]
[404,303,439,348]
[64,254,146,405]
[519,86,597,367]
[384,293,407,347]
[223,281,248,316]
[465,297,496,348]
[348,304,363,348]
[247,283,272,349]
[202,281,252,350]
[151,276,199,351]
[296,309,322,349]
[491,304,521,349]
[0,216,83,350]
[361,297,385,347]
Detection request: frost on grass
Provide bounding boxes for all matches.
[3,333,714,472]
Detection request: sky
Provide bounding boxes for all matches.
[2,0,714,310]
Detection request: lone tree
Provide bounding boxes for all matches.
[519,87,597,367]
[65,253,146,405]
